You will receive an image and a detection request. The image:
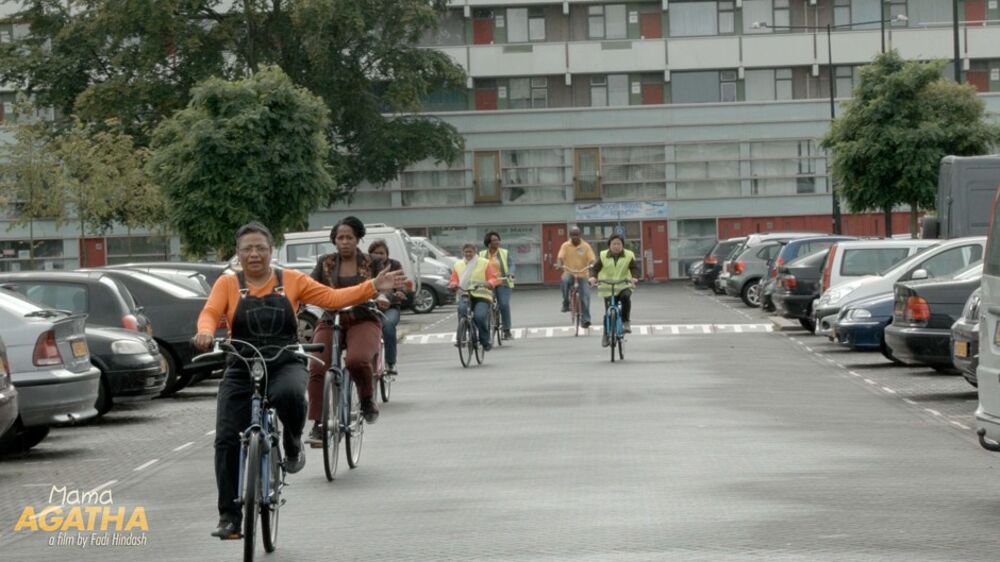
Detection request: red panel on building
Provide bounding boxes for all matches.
[966,0,987,25]
[473,18,494,44]
[967,70,990,93]
[641,220,669,280]
[641,83,664,105]
[475,89,498,110]
[717,212,913,239]
[639,13,663,39]
[542,223,568,284]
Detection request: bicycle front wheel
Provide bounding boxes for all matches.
[457,317,472,367]
[493,306,503,347]
[261,434,281,553]
[379,374,391,403]
[617,334,625,361]
[607,308,618,363]
[242,433,261,562]
[345,379,364,469]
[321,369,342,481]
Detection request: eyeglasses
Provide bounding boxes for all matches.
[238,245,271,255]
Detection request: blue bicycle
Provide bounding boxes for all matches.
[596,279,633,363]
[194,338,323,562]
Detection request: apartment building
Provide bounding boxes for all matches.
[1,2,999,278]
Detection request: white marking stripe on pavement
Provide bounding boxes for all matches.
[134,459,159,472]
[403,323,774,344]
[173,442,195,452]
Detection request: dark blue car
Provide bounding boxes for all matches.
[832,293,896,360]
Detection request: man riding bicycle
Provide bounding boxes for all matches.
[193,222,405,540]
[556,226,596,329]
[450,243,501,351]
[589,234,640,347]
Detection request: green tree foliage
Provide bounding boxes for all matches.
[0,0,466,196]
[821,51,1000,235]
[148,66,334,258]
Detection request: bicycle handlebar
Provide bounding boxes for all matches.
[192,338,327,369]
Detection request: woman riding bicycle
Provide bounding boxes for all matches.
[306,217,391,444]
[194,222,404,540]
[367,239,409,377]
[449,243,501,351]
[589,234,639,347]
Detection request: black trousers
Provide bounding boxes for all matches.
[603,289,633,322]
[214,359,307,521]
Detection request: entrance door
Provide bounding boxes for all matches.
[641,220,668,280]
[80,237,107,268]
[542,223,568,284]
[639,13,662,39]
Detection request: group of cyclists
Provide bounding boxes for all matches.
[193,218,639,541]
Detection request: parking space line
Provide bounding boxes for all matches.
[205,430,216,436]
[951,421,972,430]
[848,371,861,377]
[882,387,896,394]
[903,398,918,405]
[134,459,159,472]
[924,408,942,417]
[863,379,877,385]
[173,442,195,452]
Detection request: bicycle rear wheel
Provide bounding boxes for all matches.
[242,433,261,562]
[573,290,581,337]
[457,317,472,367]
[492,306,503,347]
[378,341,391,403]
[345,379,364,469]
[321,369,342,482]
[617,334,624,361]
[474,322,484,365]
[261,429,281,553]
[608,308,618,363]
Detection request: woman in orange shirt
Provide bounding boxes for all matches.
[194,222,404,540]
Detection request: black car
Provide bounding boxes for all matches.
[696,237,745,293]
[106,262,232,294]
[0,335,17,439]
[884,263,983,372]
[951,287,980,387]
[773,249,830,333]
[83,269,226,394]
[412,273,456,314]
[0,272,167,413]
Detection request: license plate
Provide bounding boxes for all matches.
[71,340,88,358]
[955,340,969,358]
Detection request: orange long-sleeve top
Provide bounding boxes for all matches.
[196,268,377,335]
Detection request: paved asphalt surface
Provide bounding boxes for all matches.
[2,283,1000,561]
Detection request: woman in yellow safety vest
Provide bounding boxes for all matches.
[589,234,640,347]
[450,243,501,351]
[480,231,515,340]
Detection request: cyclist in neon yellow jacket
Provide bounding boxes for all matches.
[450,243,501,351]
[589,234,640,347]
[481,231,515,340]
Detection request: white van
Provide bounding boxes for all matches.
[819,239,938,297]
[274,223,423,295]
[975,194,1000,453]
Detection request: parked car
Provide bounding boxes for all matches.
[0,336,18,441]
[0,272,167,413]
[0,289,100,454]
[760,236,856,311]
[884,263,983,373]
[414,270,457,315]
[722,232,823,304]
[772,248,831,332]
[688,260,704,281]
[951,287,981,387]
[813,237,983,336]
[818,239,937,299]
[106,262,232,293]
[82,268,226,395]
[412,236,458,267]
[696,237,745,292]
[832,293,897,361]
[726,240,784,307]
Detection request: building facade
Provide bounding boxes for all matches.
[2,1,1000,280]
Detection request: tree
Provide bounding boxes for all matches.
[148,66,334,258]
[821,51,1000,236]
[0,0,466,197]
[0,97,63,267]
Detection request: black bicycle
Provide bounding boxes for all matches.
[194,338,323,562]
[489,276,512,347]
[456,283,490,368]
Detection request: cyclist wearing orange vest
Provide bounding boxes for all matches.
[450,243,501,351]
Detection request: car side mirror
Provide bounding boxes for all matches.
[910,268,930,281]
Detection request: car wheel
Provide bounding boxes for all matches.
[298,311,317,343]
[159,348,187,396]
[741,280,762,308]
[95,373,114,416]
[0,419,50,454]
[879,338,904,365]
[412,287,437,314]
[798,318,816,333]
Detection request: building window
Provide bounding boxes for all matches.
[674,142,741,198]
[608,74,629,106]
[601,145,667,200]
[776,68,793,100]
[742,0,773,34]
[588,4,627,39]
[834,0,851,27]
[669,1,719,37]
[719,1,735,34]
[531,77,548,108]
[474,151,502,203]
[400,161,468,208]
[749,140,826,196]
[887,0,907,25]
[835,66,854,98]
[574,148,602,200]
[529,8,546,41]
[672,71,722,104]
[720,70,738,103]
[672,219,718,277]
[590,75,608,106]
[502,149,567,204]
[0,239,69,272]
[106,236,174,264]
[773,0,790,29]
[507,8,529,43]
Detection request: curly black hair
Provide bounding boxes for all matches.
[607,233,625,246]
[331,216,366,242]
[483,231,501,247]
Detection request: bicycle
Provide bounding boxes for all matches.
[456,282,490,368]
[373,335,392,403]
[560,266,590,337]
[489,276,512,347]
[193,338,323,562]
[319,302,383,482]
[595,279,634,363]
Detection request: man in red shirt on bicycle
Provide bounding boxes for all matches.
[556,226,596,328]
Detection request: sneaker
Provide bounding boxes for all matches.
[307,422,323,448]
[502,330,513,340]
[211,517,241,540]
[361,398,379,424]
[561,304,569,313]
[483,342,492,352]
[623,322,631,334]
[581,321,591,329]
[284,437,306,474]
[601,334,610,347]
[386,364,398,376]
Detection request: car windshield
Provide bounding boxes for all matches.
[145,270,211,295]
[118,270,202,298]
[788,248,830,268]
[838,247,921,277]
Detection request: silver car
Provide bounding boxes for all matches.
[0,336,18,440]
[0,289,100,454]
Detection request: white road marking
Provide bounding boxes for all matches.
[863,379,877,385]
[134,459,159,472]
[402,323,774,344]
[903,398,918,405]
[173,442,195,452]
[951,421,972,430]
[848,371,861,377]
[924,408,942,417]
[882,387,896,394]
[205,430,216,436]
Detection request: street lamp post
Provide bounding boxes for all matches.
[753,15,907,235]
